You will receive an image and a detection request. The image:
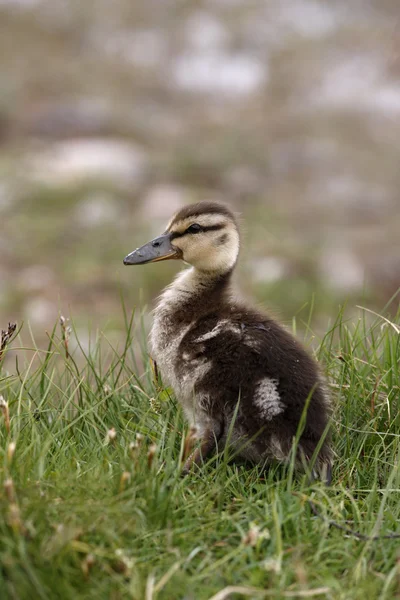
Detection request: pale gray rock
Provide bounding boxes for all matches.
[27,139,147,187]
[74,193,118,228]
[24,298,57,326]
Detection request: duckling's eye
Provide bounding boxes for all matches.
[186,223,203,234]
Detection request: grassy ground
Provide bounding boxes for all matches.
[0,297,400,600]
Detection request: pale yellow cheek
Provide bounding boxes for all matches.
[171,230,239,272]
[178,239,207,256]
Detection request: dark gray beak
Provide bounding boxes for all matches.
[123,233,180,266]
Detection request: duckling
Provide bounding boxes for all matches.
[124,202,331,478]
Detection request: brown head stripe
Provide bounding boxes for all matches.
[170,224,225,240]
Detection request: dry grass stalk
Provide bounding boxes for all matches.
[182,426,197,462]
[4,478,15,502]
[119,471,131,492]
[81,554,95,578]
[149,357,162,392]
[7,441,16,462]
[60,315,71,359]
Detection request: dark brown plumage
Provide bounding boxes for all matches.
[124,201,331,478]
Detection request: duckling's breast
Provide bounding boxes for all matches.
[151,316,215,428]
[149,284,213,425]
[150,308,189,394]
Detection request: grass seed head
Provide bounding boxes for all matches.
[242,523,261,547]
[105,427,117,444]
[7,503,24,534]
[147,443,157,469]
[119,471,131,492]
[149,397,162,414]
[4,478,15,502]
[0,395,10,434]
[242,522,270,547]
[7,441,16,462]
[81,553,95,578]
[129,441,138,454]
[59,315,71,359]
[113,549,134,575]
[263,558,281,574]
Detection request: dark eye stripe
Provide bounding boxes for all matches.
[202,224,225,232]
[170,224,225,240]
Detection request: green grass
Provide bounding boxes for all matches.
[0,299,400,600]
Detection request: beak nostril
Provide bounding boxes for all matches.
[124,233,177,265]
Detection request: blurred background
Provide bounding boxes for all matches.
[0,0,399,349]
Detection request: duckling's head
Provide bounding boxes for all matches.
[124,201,240,275]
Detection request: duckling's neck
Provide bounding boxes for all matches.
[156,266,233,323]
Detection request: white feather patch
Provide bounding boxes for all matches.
[253,378,283,421]
[195,319,240,343]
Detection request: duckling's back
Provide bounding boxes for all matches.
[177,303,331,468]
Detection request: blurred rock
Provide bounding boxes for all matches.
[312,56,400,114]
[249,257,289,284]
[319,248,365,293]
[173,52,267,95]
[74,193,118,228]
[27,139,147,187]
[24,298,57,327]
[272,0,342,39]
[141,184,188,222]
